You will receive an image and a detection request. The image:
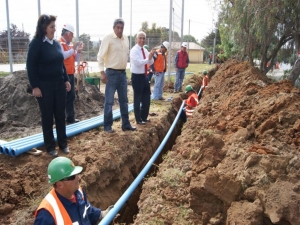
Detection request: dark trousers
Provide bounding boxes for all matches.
[147,72,153,83]
[66,74,76,122]
[131,73,151,122]
[37,81,67,151]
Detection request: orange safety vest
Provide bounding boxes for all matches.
[58,37,76,75]
[202,75,209,90]
[185,92,199,117]
[153,49,167,73]
[34,187,84,224]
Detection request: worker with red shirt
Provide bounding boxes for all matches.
[174,42,189,93]
[180,85,199,122]
[202,70,209,90]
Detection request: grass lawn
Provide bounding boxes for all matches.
[69,62,217,86]
[186,63,215,74]
[0,71,10,77]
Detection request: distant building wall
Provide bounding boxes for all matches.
[188,49,204,63]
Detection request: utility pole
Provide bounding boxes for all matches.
[75,0,80,66]
[187,19,190,55]
[5,0,13,73]
[119,0,122,18]
[130,0,132,49]
[212,30,216,64]
[37,0,41,17]
[167,0,173,82]
[181,0,184,44]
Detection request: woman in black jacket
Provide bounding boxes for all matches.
[26,14,71,157]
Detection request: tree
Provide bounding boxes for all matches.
[0,24,30,63]
[183,35,198,44]
[201,29,221,50]
[78,33,93,61]
[218,0,300,75]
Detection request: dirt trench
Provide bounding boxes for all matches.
[0,70,184,224]
[1,60,300,225]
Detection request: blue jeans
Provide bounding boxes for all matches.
[104,69,130,129]
[66,75,75,122]
[36,81,67,151]
[131,73,151,122]
[175,68,185,91]
[153,72,165,100]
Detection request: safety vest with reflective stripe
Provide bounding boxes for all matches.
[58,37,76,75]
[35,187,84,225]
[153,49,167,73]
[202,75,209,90]
[185,92,199,117]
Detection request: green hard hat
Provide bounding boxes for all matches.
[185,85,194,93]
[203,70,207,75]
[48,157,83,184]
[143,45,149,51]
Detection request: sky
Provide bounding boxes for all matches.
[0,0,216,44]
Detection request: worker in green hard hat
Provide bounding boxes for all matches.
[34,157,113,225]
[179,84,199,122]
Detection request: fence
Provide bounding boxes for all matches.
[0,0,193,74]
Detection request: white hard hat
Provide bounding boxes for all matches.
[162,41,170,50]
[181,42,188,48]
[62,23,74,33]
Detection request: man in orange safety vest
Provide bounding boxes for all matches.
[34,157,113,225]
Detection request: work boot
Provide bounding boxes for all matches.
[101,205,114,219]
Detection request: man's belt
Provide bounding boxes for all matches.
[107,68,125,72]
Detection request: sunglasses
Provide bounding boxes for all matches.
[60,174,76,181]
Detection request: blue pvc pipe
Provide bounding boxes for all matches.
[99,101,185,225]
[1,104,134,157]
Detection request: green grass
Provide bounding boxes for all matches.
[85,63,215,83]
[0,71,10,77]
[186,63,214,74]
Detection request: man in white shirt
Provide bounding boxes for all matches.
[130,31,155,124]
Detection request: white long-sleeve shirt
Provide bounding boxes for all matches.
[130,44,153,74]
[59,36,80,61]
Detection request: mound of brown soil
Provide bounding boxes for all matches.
[0,71,105,139]
[134,59,300,225]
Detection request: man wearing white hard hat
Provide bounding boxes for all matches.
[152,41,169,100]
[174,42,189,93]
[58,23,83,124]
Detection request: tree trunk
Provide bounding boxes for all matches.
[288,58,300,86]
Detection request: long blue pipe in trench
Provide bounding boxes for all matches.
[99,88,204,224]
[0,104,134,156]
[99,101,185,225]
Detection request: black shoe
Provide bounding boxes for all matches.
[48,150,58,157]
[67,119,80,124]
[104,128,115,133]
[137,121,146,125]
[142,119,150,123]
[60,147,70,154]
[122,126,137,131]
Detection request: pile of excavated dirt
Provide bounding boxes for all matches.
[0,71,105,139]
[0,60,299,225]
[0,69,176,224]
[134,59,300,225]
